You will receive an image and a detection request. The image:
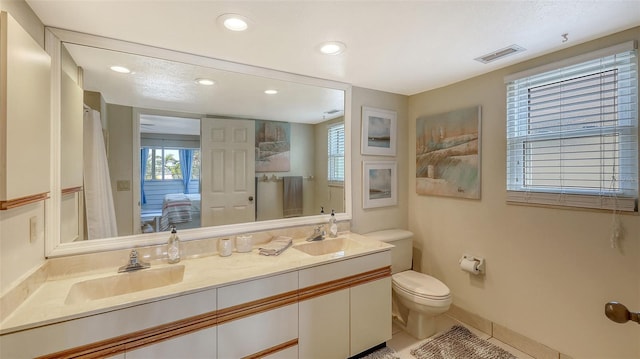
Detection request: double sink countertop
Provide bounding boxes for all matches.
[0,233,392,335]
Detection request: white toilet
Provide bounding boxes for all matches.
[366,229,451,339]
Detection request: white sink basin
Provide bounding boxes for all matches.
[292,238,362,256]
[65,265,185,305]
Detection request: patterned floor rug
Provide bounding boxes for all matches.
[360,346,400,359]
[410,325,517,359]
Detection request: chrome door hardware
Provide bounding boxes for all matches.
[605,302,640,325]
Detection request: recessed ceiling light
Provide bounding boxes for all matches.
[218,14,250,32]
[264,89,278,95]
[110,65,131,74]
[319,41,346,55]
[195,78,215,86]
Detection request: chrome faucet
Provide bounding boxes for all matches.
[118,249,150,273]
[306,225,326,242]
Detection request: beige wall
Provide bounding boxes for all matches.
[106,104,134,236]
[257,122,317,220]
[0,0,44,47]
[0,202,45,294]
[407,27,640,359]
[351,87,409,234]
[0,1,46,293]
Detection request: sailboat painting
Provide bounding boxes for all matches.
[361,107,397,156]
[363,161,397,208]
[416,106,481,199]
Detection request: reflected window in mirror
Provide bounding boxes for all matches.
[142,148,201,183]
[328,122,345,185]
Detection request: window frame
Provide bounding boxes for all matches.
[327,122,345,186]
[505,42,638,212]
[144,147,201,182]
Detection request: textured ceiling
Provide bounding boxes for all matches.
[28,1,640,96]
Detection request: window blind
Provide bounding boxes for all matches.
[328,123,345,183]
[506,44,638,211]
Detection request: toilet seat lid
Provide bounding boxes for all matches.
[392,271,450,299]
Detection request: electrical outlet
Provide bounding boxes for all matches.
[29,216,37,243]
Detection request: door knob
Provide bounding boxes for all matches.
[248,196,254,202]
[605,302,640,324]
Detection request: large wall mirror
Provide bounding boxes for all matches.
[46,28,352,257]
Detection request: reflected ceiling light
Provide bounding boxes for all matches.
[264,89,278,95]
[110,65,131,74]
[195,78,215,86]
[218,14,250,32]
[319,41,346,55]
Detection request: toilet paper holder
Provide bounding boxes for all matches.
[459,254,485,275]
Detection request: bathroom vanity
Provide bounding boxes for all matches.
[0,233,392,358]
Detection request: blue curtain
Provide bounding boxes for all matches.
[179,149,193,194]
[140,148,149,204]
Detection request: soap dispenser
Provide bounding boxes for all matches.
[167,226,181,264]
[328,209,338,238]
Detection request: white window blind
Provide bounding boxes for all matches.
[328,122,345,183]
[506,43,638,212]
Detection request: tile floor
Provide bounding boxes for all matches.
[386,315,535,359]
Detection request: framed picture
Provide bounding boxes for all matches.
[361,106,397,156]
[363,161,397,209]
[415,106,481,199]
[255,120,291,172]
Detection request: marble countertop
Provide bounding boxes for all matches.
[0,232,392,335]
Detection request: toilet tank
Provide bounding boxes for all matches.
[364,229,413,274]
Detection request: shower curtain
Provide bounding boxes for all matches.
[83,108,118,239]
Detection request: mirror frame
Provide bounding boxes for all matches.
[44,27,352,257]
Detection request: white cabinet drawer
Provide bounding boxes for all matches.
[125,326,216,359]
[298,251,390,288]
[1,287,217,358]
[263,344,298,359]
[217,271,297,309]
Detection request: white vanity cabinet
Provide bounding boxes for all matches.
[0,11,51,209]
[216,271,298,359]
[350,276,392,355]
[0,239,392,358]
[298,251,392,358]
[299,288,350,358]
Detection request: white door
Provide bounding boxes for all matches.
[200,118,255,227]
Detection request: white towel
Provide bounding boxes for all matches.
[259,236,293,256]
